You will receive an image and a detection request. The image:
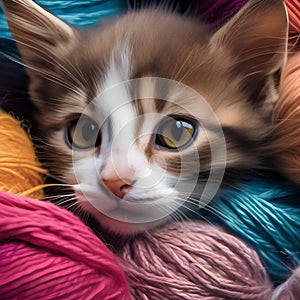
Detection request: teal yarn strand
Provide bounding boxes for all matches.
[36,0,126,27]
[0,0,125,39]
[199,178,300,283]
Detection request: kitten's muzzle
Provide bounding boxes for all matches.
[102,178,132,198]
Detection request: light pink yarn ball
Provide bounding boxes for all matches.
[120,221,273,300]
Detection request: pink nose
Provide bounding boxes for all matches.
[102,178,132,198]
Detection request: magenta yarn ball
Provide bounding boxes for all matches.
[120,221,273,300]
[0,191,130,300]
[194,0,248,27]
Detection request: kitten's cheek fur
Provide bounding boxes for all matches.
[80,203,169,234]
[75,189,118,213]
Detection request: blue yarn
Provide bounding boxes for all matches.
[0,0,126,39]
[196,178,300,283]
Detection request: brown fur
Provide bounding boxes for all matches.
[272,51,300,185]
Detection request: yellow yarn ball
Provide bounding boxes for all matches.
[0,110,47,199]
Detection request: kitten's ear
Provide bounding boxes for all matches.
[1,0,76,71]
[211,0,288,113]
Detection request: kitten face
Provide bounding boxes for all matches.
[2,0,288,234]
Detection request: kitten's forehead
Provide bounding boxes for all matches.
[51,11,227,121]
[77,11,211,83]
[96,42,135,149]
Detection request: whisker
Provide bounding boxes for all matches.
[43,192,75,201]
[64,200,80,212]
[55,197,78,207]
[172,50,195,82]
[173,208,189,222]
[174,191,230,220]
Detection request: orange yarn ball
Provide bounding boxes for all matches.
[285,0,300,33]
[0,110,47,198]
[273,52,300,185]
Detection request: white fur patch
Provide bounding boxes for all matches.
[97,41,139,181]
[99,41,134,142]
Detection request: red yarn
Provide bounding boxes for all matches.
[0,191,130,300]
[285,0,300,33]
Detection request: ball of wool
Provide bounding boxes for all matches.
[120,221,273,300]
[201,177,300,283]
[0,110,46,199]
[272,267,300,299]
[285,0,300,33]
[273,52,300,185]
[0,191,130,300]
[194,0,300,31]
[193,0,248,28]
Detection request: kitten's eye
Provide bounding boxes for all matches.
[66,116,101,150]
[155,117,196,150]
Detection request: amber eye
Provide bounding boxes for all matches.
[155,117,196,150]
[66,116,101,150]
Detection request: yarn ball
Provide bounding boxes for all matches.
[120,220,273,300]
[200,177,300,283]
[273,52,300,185]
[285,0,300,33]
[0,191,130,300]
[272,267,300,299]
[194,0,300,31]
[0,110,46,199]
[194,0,248,28]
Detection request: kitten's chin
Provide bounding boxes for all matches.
[79,200,167,234]
[92,211,168,235]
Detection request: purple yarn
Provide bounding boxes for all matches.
[194,0,249,27]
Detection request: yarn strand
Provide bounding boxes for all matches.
[0,110,46,199]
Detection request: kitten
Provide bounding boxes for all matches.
[2,0,288,234]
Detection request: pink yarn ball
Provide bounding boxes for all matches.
[272,267,300,299]
[0,191,130,300]
[120,221,273,300]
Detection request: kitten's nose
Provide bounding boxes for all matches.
[102,178,132,198]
